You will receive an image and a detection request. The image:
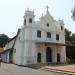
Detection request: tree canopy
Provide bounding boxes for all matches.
[65,28,75,63]
[65,28,71,41]
[71,6,75,21]
[0,34,10,48]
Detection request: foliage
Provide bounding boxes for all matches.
[0,34,10,48]
[65,28,71,41]
[65,28,75,63]
[71,6,75,21]
[71,34,75,42]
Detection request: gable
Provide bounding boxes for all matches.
[39,14,61,32]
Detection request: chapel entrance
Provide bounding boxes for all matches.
[57,53,60,62]
[46,47,52,62]
[37,53,41,63]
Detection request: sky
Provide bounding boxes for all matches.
[0,0,75,38]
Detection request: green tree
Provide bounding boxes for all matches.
[71,34,75,42]
[0,34,10,48]
[71,6,75,21]
[65,29,75,63]
[65,28,71,41]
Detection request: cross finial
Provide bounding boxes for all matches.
[46,5,50,14]
[46,5,49,11]
[27,8,29,11]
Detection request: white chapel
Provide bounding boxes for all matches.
[0,6,66,65]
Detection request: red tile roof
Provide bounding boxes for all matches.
[0,48,4,53]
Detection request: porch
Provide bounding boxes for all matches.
[36,42,66,64]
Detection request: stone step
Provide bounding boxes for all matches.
[40,67,75,75]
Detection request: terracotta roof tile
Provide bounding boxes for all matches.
[0,48,4,53]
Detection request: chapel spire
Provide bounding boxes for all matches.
[23,8,35,26]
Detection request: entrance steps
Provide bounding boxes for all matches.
[40,66,75,75]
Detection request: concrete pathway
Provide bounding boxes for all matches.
[0,68,11,75]
[0,63,73,75]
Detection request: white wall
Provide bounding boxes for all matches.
[1,51,9,63]
[24,26,65,44]
[13,33,23,65]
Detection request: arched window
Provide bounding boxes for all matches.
[46,47,52,62]
[57,53,60,62]
[37,53,41,63]
[56,34,59,40]
[47,32,51,38]
[37,30,41,38]
[24,19,26,25]
[61,26,63,30]
[29,18,32,23]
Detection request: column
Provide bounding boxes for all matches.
[60,46,66,63]
[52,47,57,63]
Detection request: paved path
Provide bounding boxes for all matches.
[0,63,73,75]
[0,68,11,75]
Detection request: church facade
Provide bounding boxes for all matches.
[1,7,66,65]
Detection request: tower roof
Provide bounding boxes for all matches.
[24,8,35,17]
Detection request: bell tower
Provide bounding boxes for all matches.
[23,8,35,26]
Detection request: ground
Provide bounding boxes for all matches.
[0,63,75,75]
[43,64,75,72]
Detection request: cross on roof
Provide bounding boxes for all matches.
[46,5,49,11]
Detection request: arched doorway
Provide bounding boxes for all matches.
[46,47,52,62]
[37,53,41,63]
[57,53,60,62]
